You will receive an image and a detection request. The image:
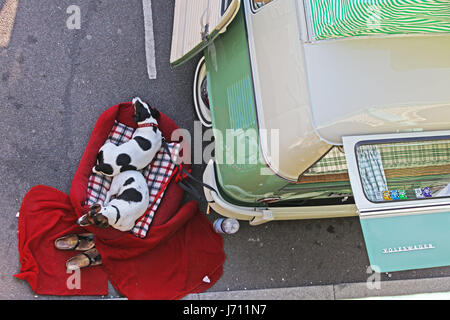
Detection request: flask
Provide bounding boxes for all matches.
[213,218,240,234]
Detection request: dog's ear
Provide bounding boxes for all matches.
[133,103,141,123]
[150,107,160,120]
[77,214,91,227]
[86,204,109,228]
[94,214,109,229]
[134,99,144,108]
[133,99,151,123]
[91,204,102,214]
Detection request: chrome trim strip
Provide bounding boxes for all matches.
[382,244,435,254]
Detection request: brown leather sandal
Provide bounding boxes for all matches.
[54,233,95,251]
[66,248,102,271]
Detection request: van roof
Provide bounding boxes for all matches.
[245,1,450,181]
[305,34,450,145]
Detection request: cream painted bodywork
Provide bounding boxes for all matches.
[243,0,450,180]
[185,1,450,222]
[170,0,240,66]
[305,35,450,145]
[243,0,331,181]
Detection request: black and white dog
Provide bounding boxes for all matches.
[93,97,163,177]
[77,171,150,232]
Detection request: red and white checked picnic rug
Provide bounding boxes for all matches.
[85,121,180,238]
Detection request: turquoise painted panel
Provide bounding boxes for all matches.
[361,212,450,272]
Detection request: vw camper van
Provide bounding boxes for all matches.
[170,0,450,272]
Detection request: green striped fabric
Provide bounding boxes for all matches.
[308,0,450,41]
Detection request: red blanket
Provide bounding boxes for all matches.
[14,102,225,299]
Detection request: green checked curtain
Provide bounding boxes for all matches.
[307,0,450,41]
[356,145,388,201]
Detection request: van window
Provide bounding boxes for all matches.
[355,139,450,203]
[252,0,274,10]
[221,0,233,15]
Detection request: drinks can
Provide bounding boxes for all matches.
[213,218,240,234]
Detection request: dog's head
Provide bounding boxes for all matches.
[77,204,109,229]
[132,97,160,124]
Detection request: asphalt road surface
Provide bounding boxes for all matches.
[0,0,449,299]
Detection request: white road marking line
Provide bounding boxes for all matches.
[142,0,157,80]
[0,0,19,48]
